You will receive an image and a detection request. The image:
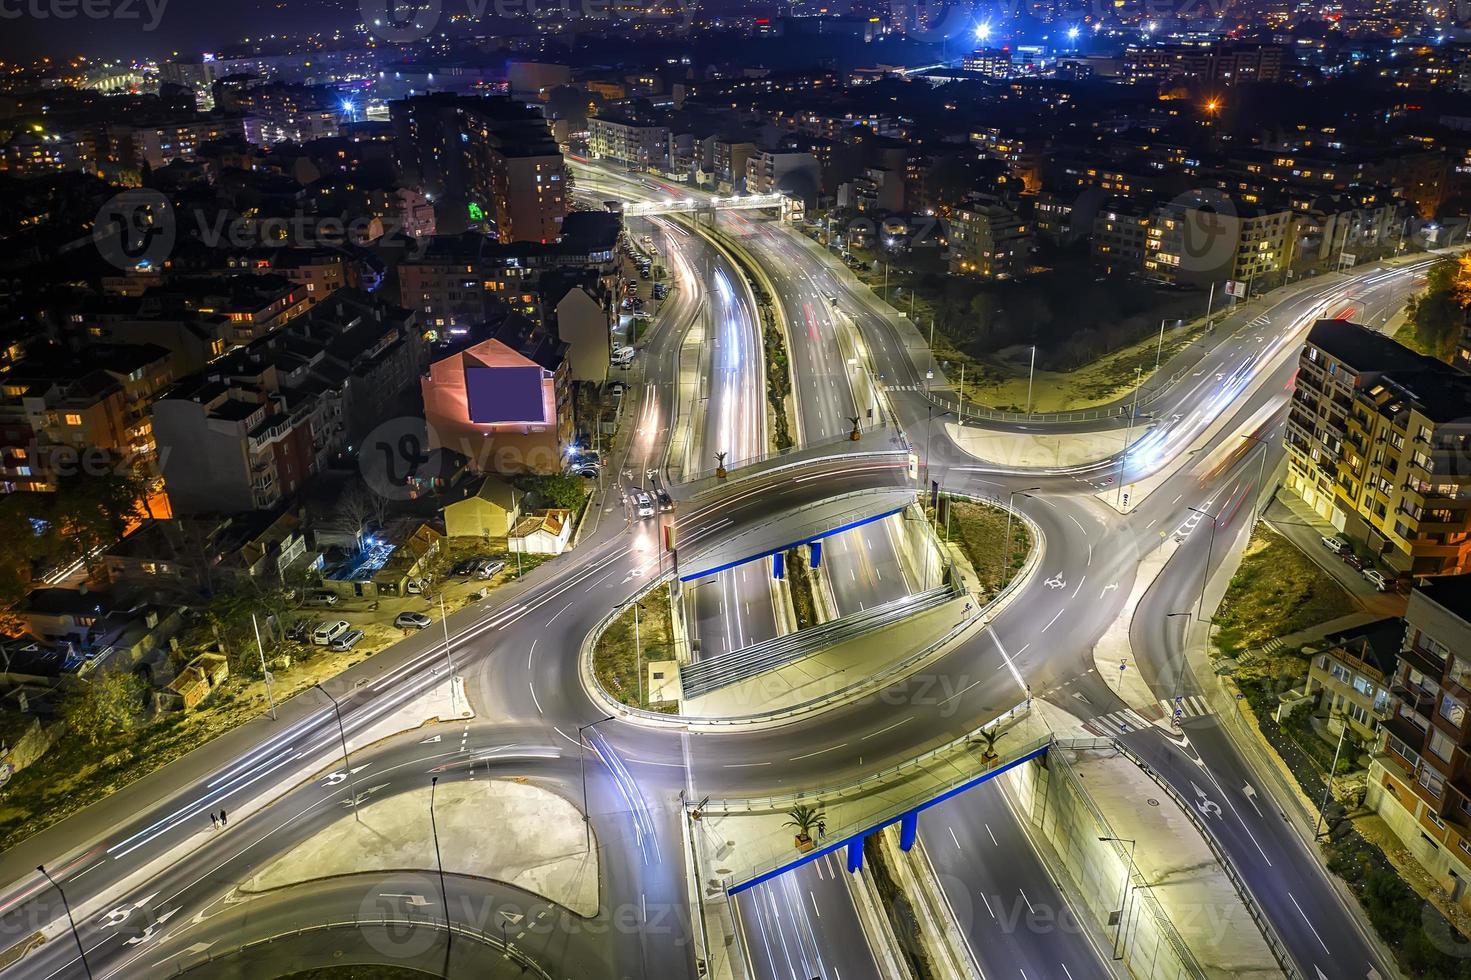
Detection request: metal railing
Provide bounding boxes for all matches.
[679,584,956,699]
[1105,736,1304,980]
[672,426,907,498]
[164,913,553,979]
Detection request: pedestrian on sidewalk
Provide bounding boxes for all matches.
[817,820,827,841]
[219,809,228,828]
[210,813,218,830]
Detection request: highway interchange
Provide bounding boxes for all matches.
[0,165,1443,980]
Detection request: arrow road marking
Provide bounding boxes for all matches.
[321,765,370,787]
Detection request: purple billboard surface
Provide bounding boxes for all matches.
[465,365,544,424]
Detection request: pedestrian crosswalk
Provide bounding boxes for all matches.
[1249,315,1270,329]
[1084,707,1152,735]
[1161,696,1212,720]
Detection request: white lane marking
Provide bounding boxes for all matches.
[1041,609,1064,632]
[861,717,913,740]
[528,682,543,715]
[790,743,847,762]
[949,826,961,850]
[1288,892,1330,954]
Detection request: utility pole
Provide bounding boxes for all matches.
[1025,345,1036,415]
[1187,505,1219,622]
[1314,722,1349,838]
[578,716,614,852]
[634,602,643,708]
[1204,281,1215,329]
[251,613,276,721]
[439,592,460,716]
[1000,487,1040,584]
[1116,367,1142,506]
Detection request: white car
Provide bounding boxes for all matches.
[634,492,656,518]
[312,620,350,646]
[1362,568,1389,591]
[1320,535,1348,555]
[329,628,365,651]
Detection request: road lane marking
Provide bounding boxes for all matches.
[861,717,913,740]
[790,743,847,761]
[1289,892,1330,954]
[528,682,543,715]
[949,827,961,850]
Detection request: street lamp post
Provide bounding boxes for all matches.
[1241,434,1272,529]
[1098,836,1138,961]
[438,592,461,717]
[634,602,644,708]
[1000,488,1041,585]
[1186,505,1220,623]
[1116,367,1143,507]
[37,865,92,980]
[1025,345,1036,415]
[315,683,361,822]
[429,777,452,978]
[1165,612,1194,712]
[578,716,615,852]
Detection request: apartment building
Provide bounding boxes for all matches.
[1144,197,1297,290]
[1092,199,1156,276]
[947,196,1032,280]
[1372,575,1471,909]
[1305,618,1401,741]
[745,149,820,197]
[1285,319,1471,578]
[1122,42,1286,85]
[588,115,672,172]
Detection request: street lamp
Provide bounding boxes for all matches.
[438,592,462,717]
[315,683,361,822]
[37,865,92,980]
[1098,836,1138,960]
[1165,612,1195,712]
[1186,505,1220,623]
[1240,433,1273,529]
[1000,488,1041,584]
[578,716,615,852]
[429,777,451,978]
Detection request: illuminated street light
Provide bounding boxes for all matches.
[975,22,992,42]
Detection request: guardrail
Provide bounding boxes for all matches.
[679,584,955,699]
[163,914,553,979]
[1105,736,1304,980]
[704,701,1037,814]
[579,496,1045,730]
[672,426,907,499]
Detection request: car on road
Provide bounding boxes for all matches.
[395,611,432,630]
[329,628,365,651]
[656,488,674,512]
[1320,535,1348,555]
[634,492,656,518]
[1362,568,1390,591]
[304,590,338,607]
[312,620,350,646]
[608,381,627,396]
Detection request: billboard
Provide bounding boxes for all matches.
[465,365,544,424]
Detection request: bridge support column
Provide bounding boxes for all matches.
[772,551,785,580]
[809,541,822,568]
[899,811,918,852]
[846,837,864,874]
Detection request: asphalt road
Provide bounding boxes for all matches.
[0,165,1441,980]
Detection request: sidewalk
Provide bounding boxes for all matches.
[1261,491,1405,619]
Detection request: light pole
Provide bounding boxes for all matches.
[1000,487,1040,585]
[1116,367,1143,507]
[634,602,644,708]
[1098,836,1137,960]
[315,683,361,822]
[251,612,277,721]
[1314,720,1350,839]
[37,865,91,980]
[578,716,615,852]
[438,592,461,716]
[1165,611,1193,711]
[1025,345,1036,415]
[1241,433,1273,529]
[1186,505,1219,623]
[429,777,452,978]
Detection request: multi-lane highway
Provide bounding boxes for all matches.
[0,162,1443,980]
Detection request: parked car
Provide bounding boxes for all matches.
[452,559,479,577]
[312,620,350,646]
[304,590,339,607]
[1320,535,1348,555]
[476,559,506,579]
[608,381,628,396]
[635,492,656,518]
[285,621,309,643]
[1341,551,1365,571]
[405,578,427,595]
[329,628,365,651]
[395,611,432,630]
[1362,568,1389,591]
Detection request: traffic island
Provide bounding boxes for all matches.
[591,583,678,712]
[242,779,600,918]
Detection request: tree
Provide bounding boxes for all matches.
[970,726,1005,762]
[783,803,826,846]
[523,473,586,510]
[63,670,145,747]
[330,482,379,553]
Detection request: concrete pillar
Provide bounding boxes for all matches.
[809,540,822,568]
[772,550,785,580]
[846,837,864,874]
[899,811,918,852]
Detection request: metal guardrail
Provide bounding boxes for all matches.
[672,427,907,499]
[1104,736,1304,980]
[164,914,553,979]
[703,701,1037,814]
[680,584,955,699]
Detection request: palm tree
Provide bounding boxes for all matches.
[971,727,1005,763]
[783,803,825,850]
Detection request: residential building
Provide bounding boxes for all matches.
[1144,196,1297,290]
[508,508,574,555]
[1286,319,1471,578]
[1305,618,1401,741]
[442,473,521,539]
[1091,198,1156,276]
[947,196,1032,280]
[420,320,573,476]
[1122,42,1287,85]
[1373,575,1471,909]
[746,149,821,199]
[588,115,673,172]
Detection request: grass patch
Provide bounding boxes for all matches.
[945,499,1031,600]
[592,584,678,712]
[1212,525,1354,659]
[785,547,820,630]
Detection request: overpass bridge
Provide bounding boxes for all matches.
[611,192,793,219]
